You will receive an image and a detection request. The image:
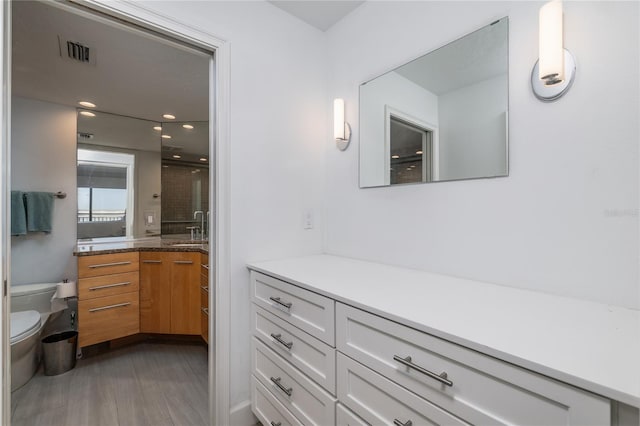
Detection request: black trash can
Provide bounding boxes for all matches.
[42,331,78,376]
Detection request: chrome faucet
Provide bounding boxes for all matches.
[193,210,205,240]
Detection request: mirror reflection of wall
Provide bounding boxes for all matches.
[160,121,210,238]
[76,110,161,240]
[360,18,508,188]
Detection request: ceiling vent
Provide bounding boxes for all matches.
[77,132,94,140]
[58,36,96,66]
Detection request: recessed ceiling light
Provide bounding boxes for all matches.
[406,167,412,171]
[162,165,169,168]
[78,101,96,108]
[199,157,207,162]
[172,154,181,159]
[182,124,194,130]
[163,114,176,120]
[162,135,172,139]
[79,111,95,117]
[416,150,423,155]
[153,126,162,131]
[391,155,400,159]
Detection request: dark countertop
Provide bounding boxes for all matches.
[74,237,209,256]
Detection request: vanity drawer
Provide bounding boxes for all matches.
[251,375,303,426]
[336,403,369,426]
[78,252,139,278]
[78,271,139,300]
[336,303,610,426]
[78,291,139,347]
[201,253,209,280]
[337,352,468,426]
[252,337,336,426]
[252,304,336,393]
[251,271,334,346]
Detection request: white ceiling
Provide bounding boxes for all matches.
[269,1,364,31]
[395,18,508,95]
[11,1,210,123]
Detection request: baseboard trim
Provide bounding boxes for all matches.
[230,399,256,426]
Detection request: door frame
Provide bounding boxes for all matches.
[0,1,232,424]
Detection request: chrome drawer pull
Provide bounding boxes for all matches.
[270,422,282,426]
[88,302,131,313]
[201,264,209,270]
[269,296,292,310]
[142,260,162,264]
[393,355,453,387]
[89,281,131,291]
[270,376,292,396]
[88,261,131,269]
[174,260,194,264]
[201,307,209,316]
[270,333,293,350]
[394,419,413,426]
[201,286,209,292]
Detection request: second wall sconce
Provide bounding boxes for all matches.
[334,98,351,151]
[531,0,576,102]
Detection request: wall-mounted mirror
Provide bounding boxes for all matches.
[160,121,210,237]
[77,110,161,240]
[360,18,508,188]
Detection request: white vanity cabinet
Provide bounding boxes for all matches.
[248,255,639,426]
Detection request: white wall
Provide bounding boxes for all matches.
[326,1,639,310]
[438,74,507,180]
[11,97,77,285]
[360,71,438,187]
[94,0,328,412]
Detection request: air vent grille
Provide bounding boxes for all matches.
[57,35,96,66]
[67,41,90,63]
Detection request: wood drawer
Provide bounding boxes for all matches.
[252,304,336,394]
[78,252,139,278]
[78,291,139,347]
[78,271,139,300]
[201,305,209,344]
[252,375,303,426]
[336,303,610,425]
[201,253,209,280]
[252,337,336,426]
[251,271,335,346]
[337,352,468,425]
[336,403,368,426]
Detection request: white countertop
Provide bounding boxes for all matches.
[247,254,640,408]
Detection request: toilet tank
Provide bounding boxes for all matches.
[11,283,57,313]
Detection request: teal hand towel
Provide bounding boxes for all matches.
[11,191,27,236]
[25,191,55,233]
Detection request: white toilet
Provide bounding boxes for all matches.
[10,283,60,391]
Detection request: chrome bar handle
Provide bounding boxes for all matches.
[270,422,282,426]
[201,307,209,316]
[269,296,292,310]
[270,376,292,396]
[393,355,453,387]
[142,260,162,264]
[89,281,131,291]
[394,419,413,426]
[201,286,209,292]
[88,261,131,269]
[89,302,131,313]
[270,333,293,350]
[201,264,209,270]
[174,260,194,264]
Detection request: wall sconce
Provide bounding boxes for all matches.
[531,0,576,102]
[333,98,351,151]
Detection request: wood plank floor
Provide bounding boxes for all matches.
[11,341,209,426]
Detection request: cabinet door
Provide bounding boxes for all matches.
[139,252,171,333]
[170,252,201,335]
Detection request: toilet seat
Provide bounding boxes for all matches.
[10,310,41,345]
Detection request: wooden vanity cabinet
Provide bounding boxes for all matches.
[77,252,140,348]
[200,252,209,343]
[140,251,200,335]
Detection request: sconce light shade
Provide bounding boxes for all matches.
[333,98,351,151]
[531,0,576,102]
[538,0,564,84]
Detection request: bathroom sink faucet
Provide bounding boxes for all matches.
[193,210,205,240]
